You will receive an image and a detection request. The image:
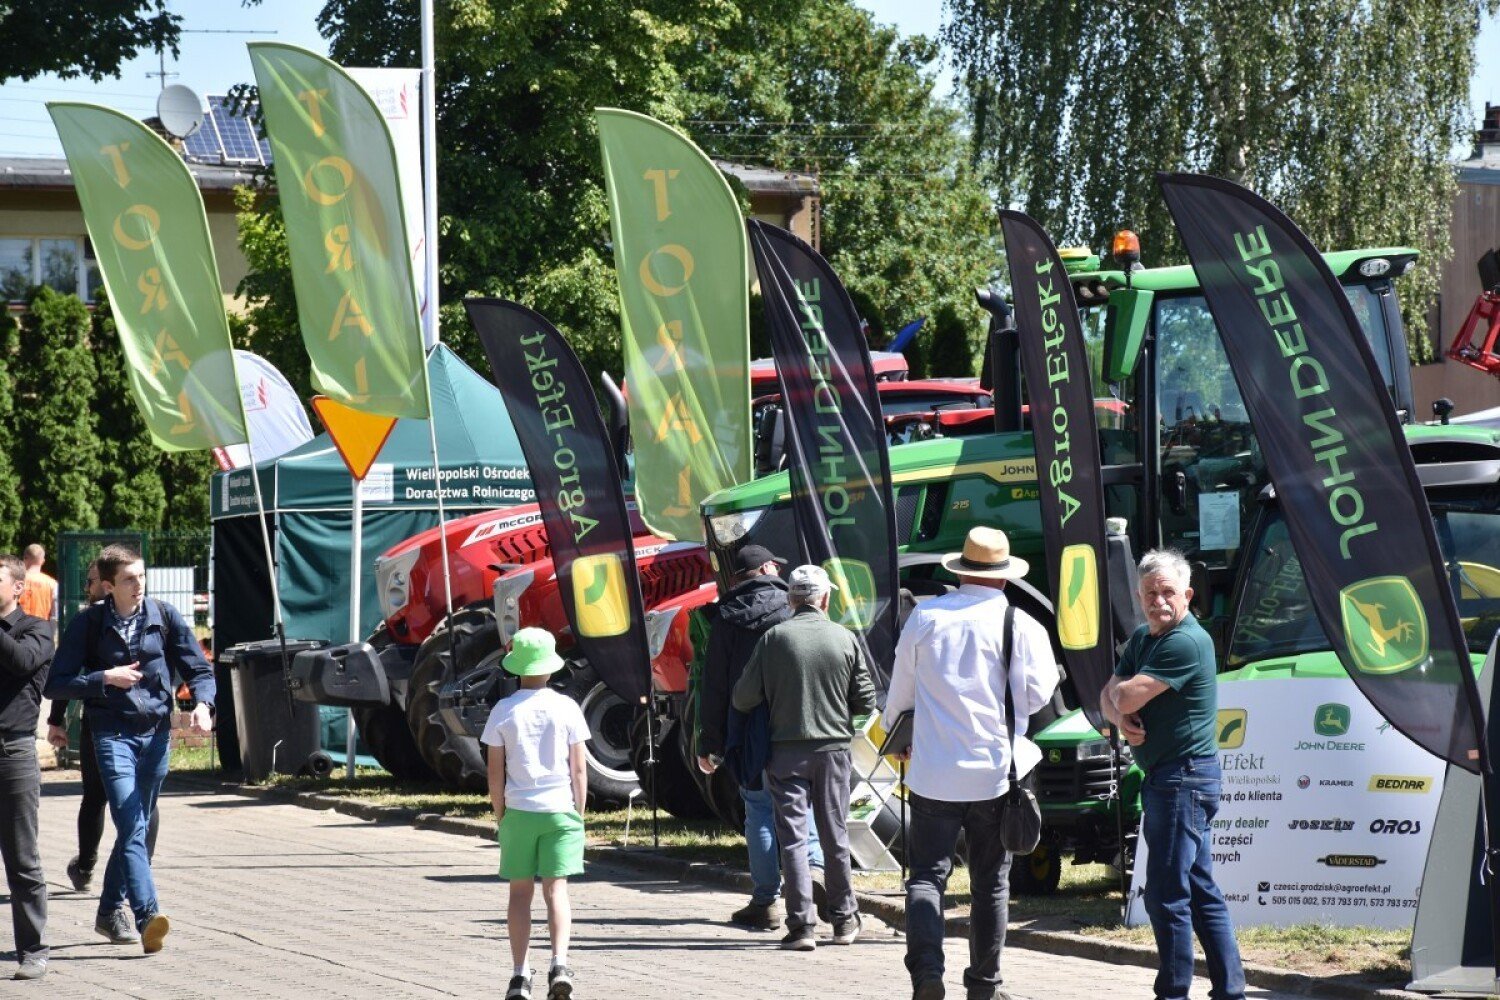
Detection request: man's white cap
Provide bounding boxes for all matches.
[787,564,839,597]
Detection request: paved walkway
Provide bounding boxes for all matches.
[18,772,1300,999]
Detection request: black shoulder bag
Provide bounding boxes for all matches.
[998,604,1043,854]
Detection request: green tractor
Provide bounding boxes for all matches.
[696,242,1486,890]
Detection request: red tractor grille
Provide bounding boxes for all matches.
[487,523,552,566]
[639,551,712,606]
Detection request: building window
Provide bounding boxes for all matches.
[0,236,96,303]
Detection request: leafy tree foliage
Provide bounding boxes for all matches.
[0,1,180,82]
[0,315,22,551]
[9,288,102,545]
[944,0,1499,363]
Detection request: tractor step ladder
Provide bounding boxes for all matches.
[1445,290,1500,377]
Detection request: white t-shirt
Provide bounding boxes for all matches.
[479,688,590,813]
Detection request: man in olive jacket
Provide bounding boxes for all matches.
[733,564,876,952]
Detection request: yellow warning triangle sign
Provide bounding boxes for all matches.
[312,395,398,481]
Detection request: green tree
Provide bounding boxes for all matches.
[0,314,22,551]
[0,1,180,82]
[10,288,102,545]
[944,0,1498,362]
[233,185,315,403]
[91,300,168,531]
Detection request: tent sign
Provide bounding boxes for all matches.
[312,395,398,482]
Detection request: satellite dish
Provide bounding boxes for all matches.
[157,85,204,139]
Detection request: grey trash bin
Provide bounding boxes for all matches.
[221,639,327,782]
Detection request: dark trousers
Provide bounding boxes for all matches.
[905,791,1012,997]
[0,735,47,960]
[764,746,856,930]
[1140,755,1245,1000]
[77,717,158,872]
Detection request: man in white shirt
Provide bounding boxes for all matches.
[885,527,1060,1000]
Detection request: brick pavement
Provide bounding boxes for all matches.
[16,773,1303,999]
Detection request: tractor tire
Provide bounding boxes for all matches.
[406,607,492,792]
[629,712,715,820]
[558,662,640,808]
[678,687,743,828]
[1010,842,1062,895]
[353,701,435,781]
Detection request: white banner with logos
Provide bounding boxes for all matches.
[1125,676,1444,929]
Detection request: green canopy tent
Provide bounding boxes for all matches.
[209,344,533,709]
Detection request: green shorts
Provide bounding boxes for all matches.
[497,808,585,880]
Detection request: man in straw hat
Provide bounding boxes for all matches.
[481,627,589,1000]
[886,526,1060,1000]
[733,564,876,952]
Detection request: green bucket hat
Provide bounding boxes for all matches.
[503,627,566,677]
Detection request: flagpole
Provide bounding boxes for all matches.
[420,0,439,349]
[422,352,455,635]
[347,474,363,782]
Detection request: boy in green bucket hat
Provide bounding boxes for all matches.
[482,627,589,1000]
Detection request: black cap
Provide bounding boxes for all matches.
[733,544,786,574]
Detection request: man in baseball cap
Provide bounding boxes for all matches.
[733,563,875,951]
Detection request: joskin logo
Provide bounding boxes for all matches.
[572,553,630,638]
[1314,703,1350,737]
[1056,544,1099,651]
[824,558,875,631]
[1216,709,1248,749]
[1338,576,1427,675]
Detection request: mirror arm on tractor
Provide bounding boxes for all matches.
[600,371,631,475]
[975,286,1022,433]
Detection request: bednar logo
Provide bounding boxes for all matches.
[1216,709,1248,749]
[824,557,876,631]
[1338,576,1427,675]
[1368,775,1434,793]
[1056,544,1099,650]
[572,553,631,638]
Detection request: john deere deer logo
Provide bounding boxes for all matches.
[1314,703,1350,737]
[1338,577,1427,675]
[824,558,876,631]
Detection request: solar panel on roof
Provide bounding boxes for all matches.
[181,96,271,168]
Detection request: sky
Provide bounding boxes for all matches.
[0,2,1494,159]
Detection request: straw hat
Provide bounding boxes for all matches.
[940,526,1030,581]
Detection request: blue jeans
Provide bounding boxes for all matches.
[93,724,171,929]
[1141,755,1245,1000]
[742,783,823,905]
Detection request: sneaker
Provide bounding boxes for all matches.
[913,981,945,1000]
[780,925,816,951]
[831,912,862,945]
[729,900,780,931]
[547,964,574,999]
[66,856,93,892]
[94,908,140,944]
[140,913,170,954]
[505,974,533,999]
[13,954,46,981]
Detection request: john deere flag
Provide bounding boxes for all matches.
[1159,173,1481,772]
[596,108,750,542]
[748,221,899,690]
[249,43,428,418]
[465,298,651,705]
[49,103,247,452]
[1000,211,1113,730]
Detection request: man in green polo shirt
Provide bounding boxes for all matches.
[1102,549,1244,1000]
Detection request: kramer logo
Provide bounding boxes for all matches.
[572,553,630,638]
[1057,544,1099,650]
[1314,703,1350,737]
[824,558,876,631]
[1369,775,1434,793]
[1338,577,1427,675]
[1216,709,1248,749]
[1317,854,1387,869]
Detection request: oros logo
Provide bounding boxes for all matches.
[572,553,631,638]
[1317,854,1387,868]
[1338,576,1428,675]
[1313,702,1350,737]
[1056,544,1099,651]
[1369,819,1423,835]
[1368,775,1434,794]
[824,557,876,631]
[1297,775,1311,789]
[1216,709,1247,749]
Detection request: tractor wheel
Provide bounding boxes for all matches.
[678,687,743,828]
[558,661,640,808]
[629,711,715,819]
[406,607,492,792]
[1010,842,1062,895]
[353,701,434,781]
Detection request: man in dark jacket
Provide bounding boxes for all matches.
[734,564,877,952]
[45,544,215,957]
[696,545,822,930]
[0,554,53,980]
